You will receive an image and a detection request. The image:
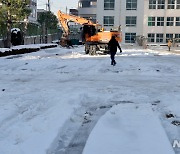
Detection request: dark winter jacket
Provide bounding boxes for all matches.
[108,36,122,54]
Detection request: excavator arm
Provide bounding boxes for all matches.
[57,10,94,36]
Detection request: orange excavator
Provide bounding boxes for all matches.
[57,10,122,55]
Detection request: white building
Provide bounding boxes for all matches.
[78,0,97,23]
[78,0,180,44]
[28,0,37,23]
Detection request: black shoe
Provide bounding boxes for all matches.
[113,61,116,66]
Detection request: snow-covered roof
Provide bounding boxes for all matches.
[11,28,21,34]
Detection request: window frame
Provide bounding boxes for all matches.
[148,33,155,42]
[126,16,137,27]
[157,17,164,26]
[103,16,114,26]
[166,17,174,26]
[157,0,165,9]
[177,0,180,9]
[156,33,164,42]
[125,33,136,43]
[176,17,180,26]
[148,17,156,26]
[167,0,175,9]
[149,0,156,9]
[175,34,180,43]
[166,34,173,42]
[104,0,115,10]
[126,0,137,10]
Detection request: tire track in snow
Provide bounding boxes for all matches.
[151,100,180,154]
[47,101,133,154]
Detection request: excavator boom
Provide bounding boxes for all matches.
[57,10,94,36]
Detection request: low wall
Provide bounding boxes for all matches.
[24,33,59,45]
[0,39,3,48]
[0,44,58,57]
[0,33,60,48]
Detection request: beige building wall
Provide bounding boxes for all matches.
[143,0,180,43]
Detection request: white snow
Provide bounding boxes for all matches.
[11,28,21,34]
[83,104,174,154]
[0,45,180,154]
[0,44,57,53]
[0,48,11,53]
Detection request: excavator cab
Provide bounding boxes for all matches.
[82,25,97,42]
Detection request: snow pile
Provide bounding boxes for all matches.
[0,48,11,53]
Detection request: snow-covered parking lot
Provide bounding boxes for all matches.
[0,45,180,154]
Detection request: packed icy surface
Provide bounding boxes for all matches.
[0,45,180,154]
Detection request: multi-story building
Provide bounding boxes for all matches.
[28,0,37,23]
[78,0,180,44]
[78,0,97,23]
[70,9,79,16]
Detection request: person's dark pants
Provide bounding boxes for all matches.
[110,52,116,66]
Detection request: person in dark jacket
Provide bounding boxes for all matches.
[108,35,122,66]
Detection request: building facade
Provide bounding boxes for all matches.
[70,9,79,16]
[28,0,37,23]
[78,0,97,23]
[78,0,180,44]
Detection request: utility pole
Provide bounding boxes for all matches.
[6,0,12,48]
[47,0,50,11]
[66,6,68,14]
[7,7,12,48]
[45,0,50,43]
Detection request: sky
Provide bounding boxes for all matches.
[37,0,79,15]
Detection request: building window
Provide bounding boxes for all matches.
[126,16,137,26]
[83,16,96,23]
[167,0,175,9]
[104,0,115,10]
[126,0,137,10]
[175,34,180,42]
[176,17,180,26]
[148,33,155,42]
[79,1,90,8]
[156,33,164,42]
[148,17,156,26]
[103,16,114,26]
[177,0,180,9]
[30,8,36,18]
[149,0,156,9]
[89,1,97,7]
[166,34,173,42]
[166,17,174,26]
[125,33,136,43]
[158,0,165,9]
[157,17,164,26]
